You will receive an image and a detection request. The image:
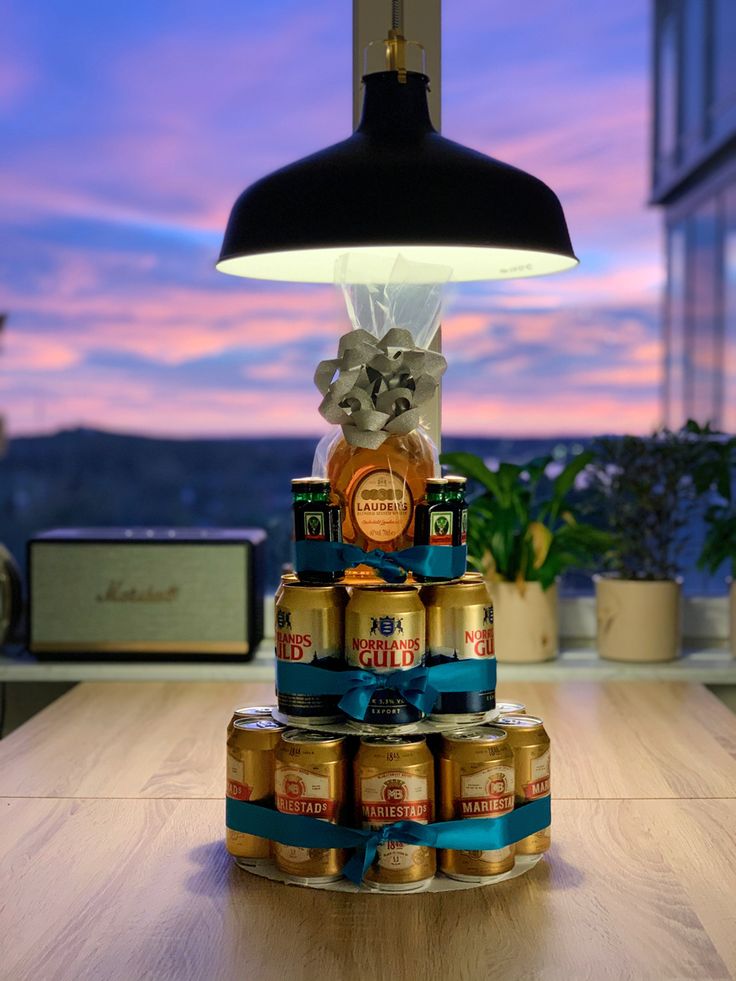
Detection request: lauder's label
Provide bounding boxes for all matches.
[522,749,550,799]
[96,580,179,603]
[458,765,515,818]
[351,469,412,543]
[361,772,430,870]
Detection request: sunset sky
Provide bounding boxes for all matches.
[0,0,662,438]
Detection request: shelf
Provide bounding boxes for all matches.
[1,644,734,684]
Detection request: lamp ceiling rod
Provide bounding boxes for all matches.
[353,0,442,449]
[352,0,441,129]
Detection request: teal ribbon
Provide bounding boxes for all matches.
[276,658,497,721]
[295,540,467,584]
[226,796,551,885]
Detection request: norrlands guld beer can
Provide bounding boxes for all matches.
[345,585,426,728]
[274,575,346,724]
[439,727,515,880]
[422,573,495,723]
[355,735,435,891]
[274,730,348,883]
[226,704,276,739]
[226,718,286,867]
[495,715,551,855]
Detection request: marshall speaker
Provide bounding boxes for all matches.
[28,528,266,660]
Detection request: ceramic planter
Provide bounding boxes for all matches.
[595,576,681,662]
[485,580,558,663]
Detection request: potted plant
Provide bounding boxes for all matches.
[696,430,736,658]
[439,448,611,662]
[589,425,703,662]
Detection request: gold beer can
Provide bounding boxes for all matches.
[227,704,276,739]
[495,701,526,716]
[355,735,435,891]
[274,575,346,725]
[439,726,515,880]
[274,730,348,883]
[495,714,551,855]
[422,573,495,723]
[226,718,286,867]
[345,585,426,728]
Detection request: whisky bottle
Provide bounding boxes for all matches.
[291,478,343,584]
[325,429,438,582]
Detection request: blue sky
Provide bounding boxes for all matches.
[0,0,662,436]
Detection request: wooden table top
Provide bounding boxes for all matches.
[1,680,736,981]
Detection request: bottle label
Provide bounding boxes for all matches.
[303,511,326,540]
[522,749,550,799]
[361,771,430,870]
[428,603,494,660]
[429,511,454,546]
[461,509,468,545]
[352,469,412,543]
[458,764,515,817]
[274,604,342,663]
[275,765,337,819]
[226,754,253,801]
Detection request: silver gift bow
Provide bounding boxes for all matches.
[314,328,447,450]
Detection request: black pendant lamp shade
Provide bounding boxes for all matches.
[217,71,578,283]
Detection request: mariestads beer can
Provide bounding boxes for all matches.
[226,704,276,739]
[345,585,426,729]
[439,726,515,880]
[274,729,348,883]
[274,574,346,725]
[355,735,435,892]
[422,573,495,723]
[226,718,286,868]
[495,715,551,854]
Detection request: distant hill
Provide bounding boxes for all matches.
[0,428,590,588]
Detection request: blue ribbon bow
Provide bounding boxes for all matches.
[295,540,467,584]
[276,658,497,721]
[225,796,551,885]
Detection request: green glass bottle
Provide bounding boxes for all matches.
[444,475,468,547]
[292,478,343,584]
[413,477,453,582]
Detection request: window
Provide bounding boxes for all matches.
[724,186,736,432]
[657,4,679,169]
[665,224,687,426]
[686,199,721,424]
[711,0,736,139]
[680,0,706,157]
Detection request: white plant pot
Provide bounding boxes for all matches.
[595,577,681,663]
[485,580,558,663]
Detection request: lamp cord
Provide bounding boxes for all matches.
[391,0,404,34]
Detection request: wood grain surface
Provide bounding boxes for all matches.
[0,796,734,981]
[1,680,735,800]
